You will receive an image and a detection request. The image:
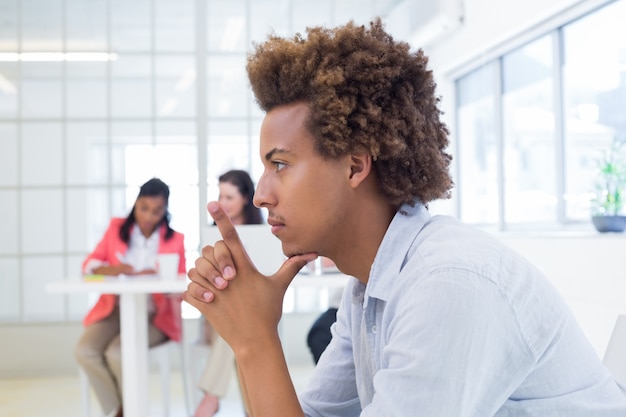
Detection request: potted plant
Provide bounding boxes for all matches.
[590,138,626,232]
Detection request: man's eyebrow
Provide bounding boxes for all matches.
[264,148,292,161]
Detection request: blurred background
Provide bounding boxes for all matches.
[0,0,625,381]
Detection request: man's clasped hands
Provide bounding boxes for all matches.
[183,201,317,355]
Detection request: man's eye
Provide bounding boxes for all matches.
[273,161,286,171]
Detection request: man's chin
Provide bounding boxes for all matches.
[281,242,307,259]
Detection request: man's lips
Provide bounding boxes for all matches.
[270,224,284,234]
[267,218,285,234]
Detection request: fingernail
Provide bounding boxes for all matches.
[203,292,212,301]
[215,277,226,287]
[223,266,234,279]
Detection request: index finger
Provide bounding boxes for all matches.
[207,201,257,275]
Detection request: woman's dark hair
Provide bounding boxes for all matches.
[246,18,453,207]
[219,170,263,225]
[120,178,174,243]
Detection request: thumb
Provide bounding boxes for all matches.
[271,253,318,291]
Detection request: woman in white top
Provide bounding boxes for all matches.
[194,170,262,417]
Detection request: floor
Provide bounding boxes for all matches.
[0,365,316,417]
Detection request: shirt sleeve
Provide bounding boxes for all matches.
[83,259,105,275]
[81,219,119,274]
[361,269,534,416]
[302,269,537,417]
[300,283,362,417]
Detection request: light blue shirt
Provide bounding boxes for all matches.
[299,202,626,416]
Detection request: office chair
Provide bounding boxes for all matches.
[79,339,191,417]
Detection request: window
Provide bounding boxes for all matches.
[457,63,499,225]
[502,35,557,224]
[454,0,626,230]
[562,0,626,220]
[0,0,397,323]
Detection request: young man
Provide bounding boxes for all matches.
[184,19,626,416]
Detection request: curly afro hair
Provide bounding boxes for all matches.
[246,18,453,207]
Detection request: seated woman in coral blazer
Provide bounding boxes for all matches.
[74,178,186,417]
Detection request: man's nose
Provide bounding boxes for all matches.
[253,172,272,208]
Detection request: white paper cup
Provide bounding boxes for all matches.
[157,253,179,281]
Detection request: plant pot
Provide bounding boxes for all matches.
[591,215,626,233]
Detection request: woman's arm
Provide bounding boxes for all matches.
[83,218,134,276]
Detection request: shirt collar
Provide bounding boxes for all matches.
[130,224,159,244]
[363,201,431,304]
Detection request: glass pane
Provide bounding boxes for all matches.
[333,0,380,26]
[21,189,64,253]
[111,185,129,221]
[0,123,18,186]
[456,63,499,224]
[22,255,65,321]
[21,122,63,186]
[0,62,18,117]
[168,184,199,256]
[111,55,152,117]
[0,257,19,321]
[85,202,115,251]
[250,0,290,41]
[21,0,62,51]
[156,55,196,118]
[66,0,107,51]
[502,35,556,224]
[66,122,109,185]
[21,62,63,118]
[123,144,159,184]
[123,141,199,192]
[0,190,18,254]
[562,0,626,220]
[207,120,251,183]
[0,0,18,51]
[155,0,194,52]
[155,121,198,184]
[66,62,107,118]
[207,55,248,118]
[122,183,145,213]
[111,0,151,51]
[250,93,265,119]
[249,118,264,180]
[66,188,110,253]
[110,121,152,183]
[207,0,246,52]
[292,0,332,34]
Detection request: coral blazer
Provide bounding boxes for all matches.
[81,218,186,342]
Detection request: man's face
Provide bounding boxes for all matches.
[254,102,351,258]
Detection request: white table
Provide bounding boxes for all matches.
[46,274,188,417]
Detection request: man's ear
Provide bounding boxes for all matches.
[348,153,373,187]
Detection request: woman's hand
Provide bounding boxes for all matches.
[133,268,158,275]
[93,264,134,276]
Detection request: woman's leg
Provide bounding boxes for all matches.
[74,307,122,416]
[104,313,169,404]
[197,334,234,396]
[194,334,235,417]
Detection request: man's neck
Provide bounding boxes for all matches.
[331,198,396,284]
